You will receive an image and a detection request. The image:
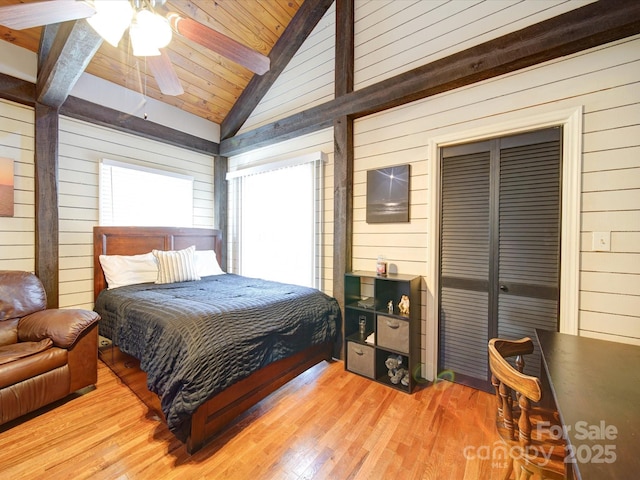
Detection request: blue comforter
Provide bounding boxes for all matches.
[94,274,340,440]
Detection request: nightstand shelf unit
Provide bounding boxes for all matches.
[344,271,421,393]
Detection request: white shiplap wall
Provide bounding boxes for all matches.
[57,117,215,309]
[359,35,640,367]
[237,1,640,373]
[353,0,597,89]
[237,3,336,134]
[0,99,34,272]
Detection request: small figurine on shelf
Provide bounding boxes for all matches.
[376,255,387,276]
[387,300,394,314]
[398,295,410,315]
[385,354,407,385]
[358,316,367,338]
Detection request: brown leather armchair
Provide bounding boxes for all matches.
[0,270,100,425]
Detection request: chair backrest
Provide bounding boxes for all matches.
[488,337,542,446]
[0,271,47,346]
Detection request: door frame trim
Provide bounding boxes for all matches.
[425,106,583,381]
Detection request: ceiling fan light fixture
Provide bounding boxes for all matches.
[87,0,133,48]
[130,9,173,57]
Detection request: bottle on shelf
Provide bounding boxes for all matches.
[376,255,387,276]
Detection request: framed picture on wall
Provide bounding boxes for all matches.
[0,158,14,217]
[366,164,410,223]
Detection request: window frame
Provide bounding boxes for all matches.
[99,158,194,227]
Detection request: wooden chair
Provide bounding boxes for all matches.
[488,337,566,480]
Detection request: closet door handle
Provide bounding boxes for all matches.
[499,285,508,292]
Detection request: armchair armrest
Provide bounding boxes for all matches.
[18,309,100,349]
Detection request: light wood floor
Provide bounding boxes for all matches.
[0,360,508,479]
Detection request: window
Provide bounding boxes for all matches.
[228,152,325,288]
[99,159,193,227]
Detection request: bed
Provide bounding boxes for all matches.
[93,226,340,453]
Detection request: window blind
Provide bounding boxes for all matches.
[99,159,194,227]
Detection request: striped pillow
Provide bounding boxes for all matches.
[152,245,200,284]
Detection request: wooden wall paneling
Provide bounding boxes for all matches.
[34,103,58,307]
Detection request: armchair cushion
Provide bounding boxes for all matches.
[0,318,19,347]
[19,309,100,349]
[0,271,47,321]
[0,338,53,365]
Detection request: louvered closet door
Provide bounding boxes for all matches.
[438,128,561,391]
[438,142,492,390]
[497,129,561,378]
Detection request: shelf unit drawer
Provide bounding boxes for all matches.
[347,341,375,378]
[377,315,409,353]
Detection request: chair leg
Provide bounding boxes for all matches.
[502,457,514,480]
[514,459,533,480]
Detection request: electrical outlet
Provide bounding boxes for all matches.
[592,231,611,252]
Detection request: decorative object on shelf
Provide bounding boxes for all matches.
[385,354,408,385]
[376,255,388,276]
[357,297,374,309]
[359,316,367,337]
[366,164,410,223]
[398,295,410,315]
[387,300,394,314]
[385,354,401,369]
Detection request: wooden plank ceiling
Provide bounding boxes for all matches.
[0,0,303,125]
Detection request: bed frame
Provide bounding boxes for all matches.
[93,226,333,453]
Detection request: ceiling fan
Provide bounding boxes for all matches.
[0,0,271,96]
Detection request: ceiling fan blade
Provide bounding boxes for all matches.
[0,1,95,30]
[167,13,270,75]
[146,49,184,96]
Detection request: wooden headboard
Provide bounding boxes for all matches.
[93,226,223,301]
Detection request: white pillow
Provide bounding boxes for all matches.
[153,245,200,284]
[99,252,158,289]
[194,250,225,277]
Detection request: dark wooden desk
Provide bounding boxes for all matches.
[536,329,640,480]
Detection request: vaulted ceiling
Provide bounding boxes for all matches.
[0,0,305,125]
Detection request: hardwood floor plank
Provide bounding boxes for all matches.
[0,359,506,479]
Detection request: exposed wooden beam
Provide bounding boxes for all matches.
[219,0,335,141]
[213,155,228,271]
[220,0,640,157]
[60,96,219,156]
[34,103,59,308]
[333,0,355,360]
[0,75,218,155]
[37,19,103,108]
[38,24,61,73]
[0,72,35,106]
[334,0,354,99]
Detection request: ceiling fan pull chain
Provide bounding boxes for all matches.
[143,56,148,120]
